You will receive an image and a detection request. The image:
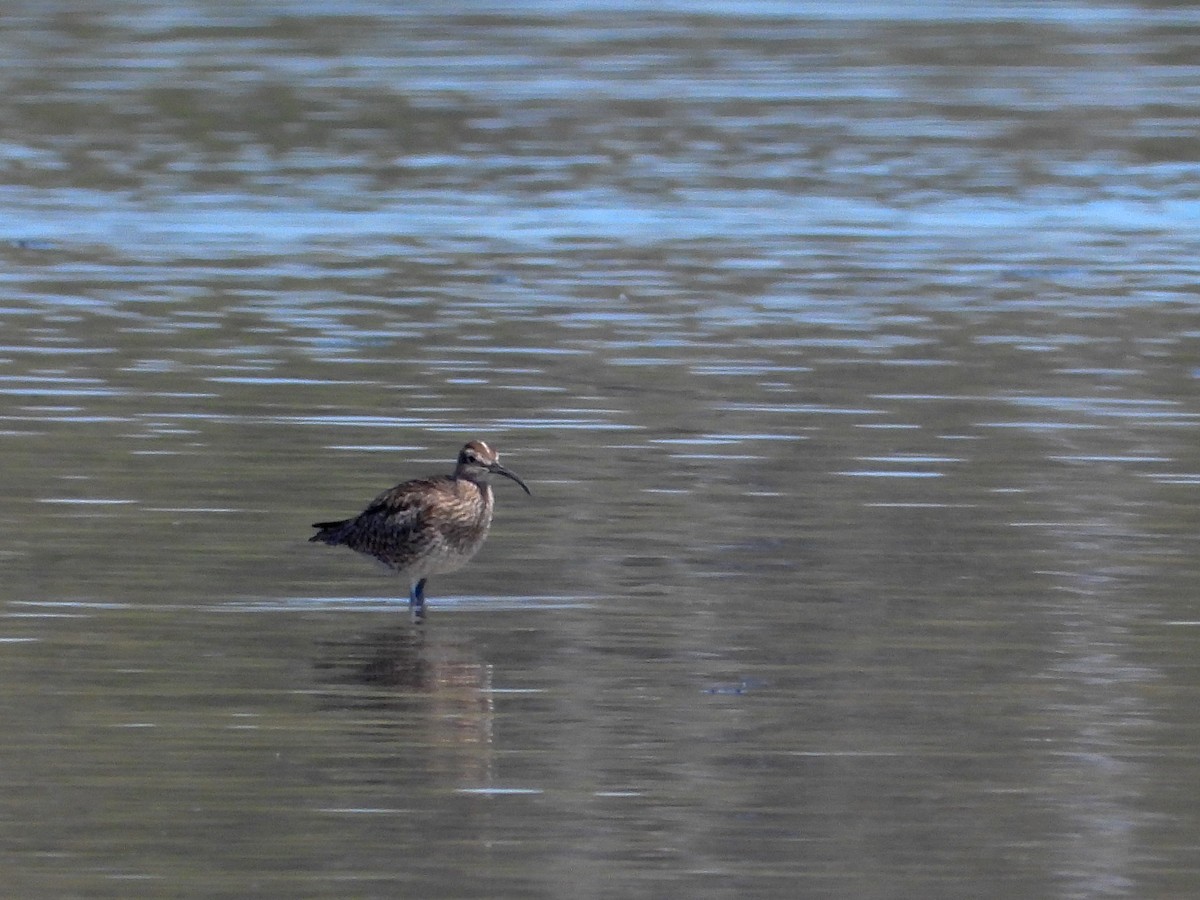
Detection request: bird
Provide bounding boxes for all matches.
[310,440,530,615]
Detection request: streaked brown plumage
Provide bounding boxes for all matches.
[310,440,530,613]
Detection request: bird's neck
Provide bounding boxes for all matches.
[454,475,493,504]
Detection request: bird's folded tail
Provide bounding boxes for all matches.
[310,519,352,545]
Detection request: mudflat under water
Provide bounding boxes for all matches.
[2,2,1200,897]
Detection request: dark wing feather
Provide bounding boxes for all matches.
[309,476,453,566]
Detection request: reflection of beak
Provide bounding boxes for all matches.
[490,462,531,495]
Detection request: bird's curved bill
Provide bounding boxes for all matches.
[490,462,531,495]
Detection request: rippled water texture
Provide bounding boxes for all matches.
[2,2,1200,897]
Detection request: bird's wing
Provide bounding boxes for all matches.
[311,475,458,559]
[360,476,453,534]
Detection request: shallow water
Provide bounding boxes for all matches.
[2,1,1200,897]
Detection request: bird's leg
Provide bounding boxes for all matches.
[409,578,428,610]
[408,578,428,622]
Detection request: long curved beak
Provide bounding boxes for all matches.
[489,461,531,495]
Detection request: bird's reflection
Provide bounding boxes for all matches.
[315,622,490,699]
[312,622,495,783]
[316,624,437,693]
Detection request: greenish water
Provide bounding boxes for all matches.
[2,2,1200,897]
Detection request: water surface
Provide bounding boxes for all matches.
[2,2,1200,897]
